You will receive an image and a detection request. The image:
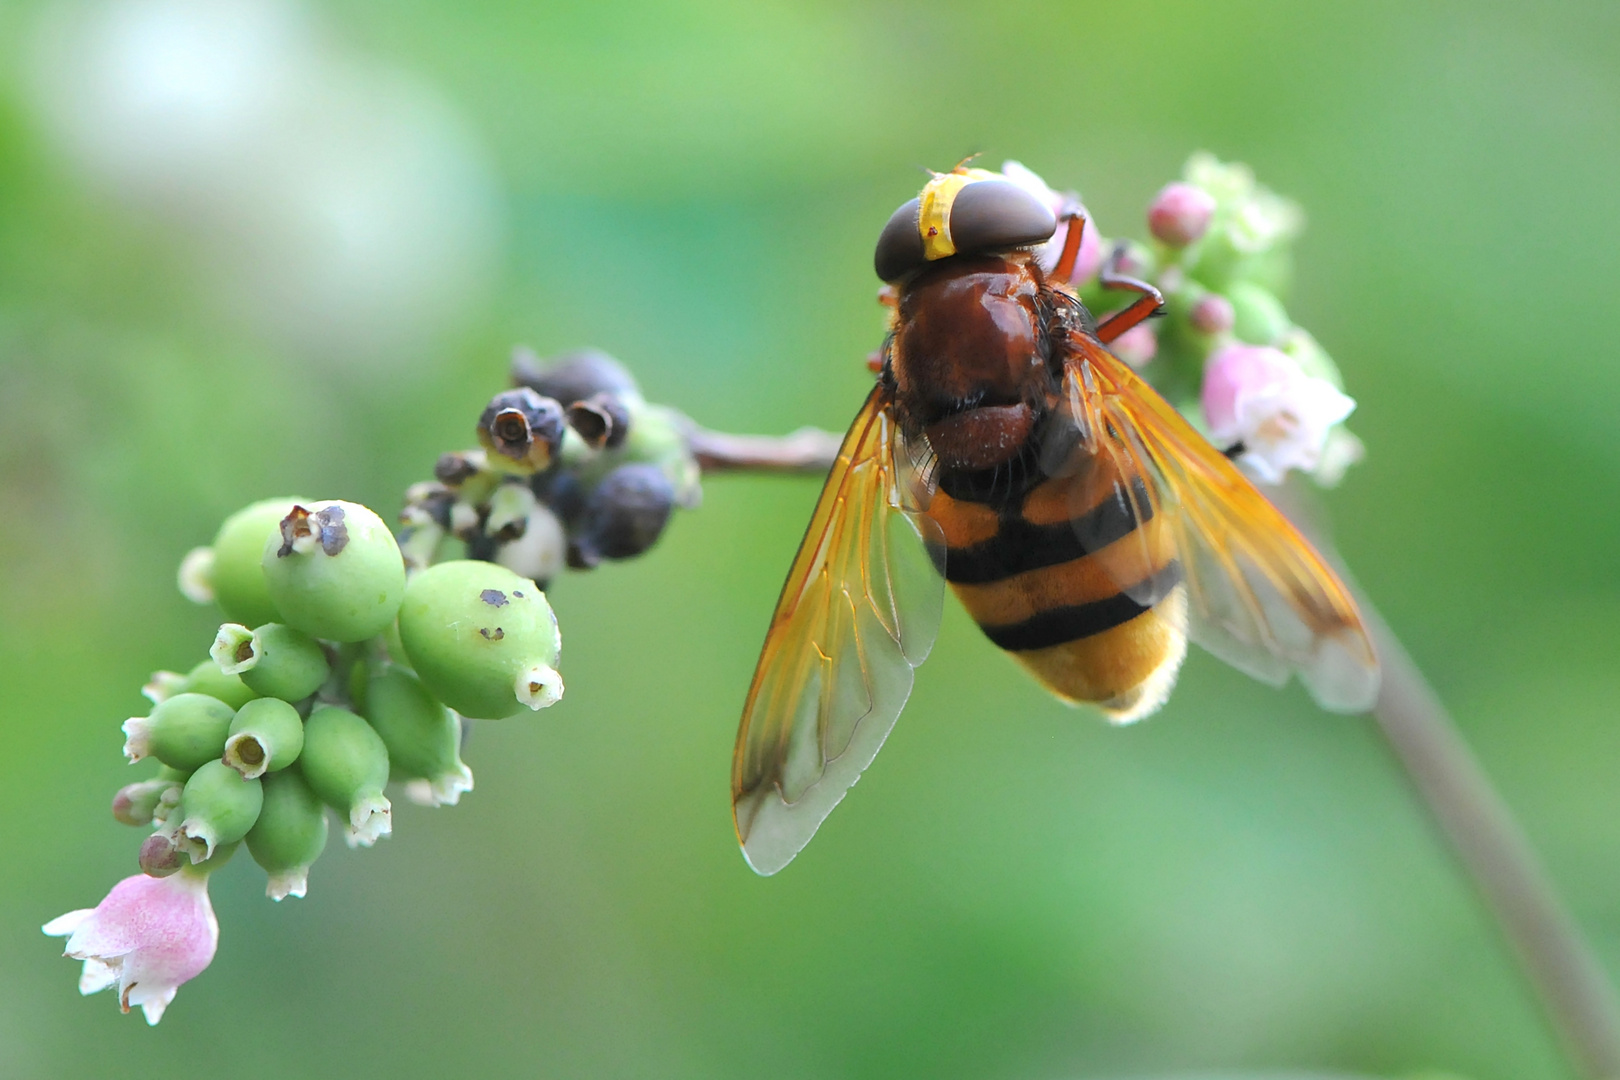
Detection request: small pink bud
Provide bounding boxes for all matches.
[1109,324,1158,369]
[43,869,219,1024]
[138,832,184,877]
[1148,182,1217,247]
[1188,293,1235,335]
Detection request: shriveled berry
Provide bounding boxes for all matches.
[477,389,566,474]
[397,561,563,719]
[511,346,640,406]
[261,501,406,643]
[568,463,675,569]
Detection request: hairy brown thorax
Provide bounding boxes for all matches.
[888,253,1051,472]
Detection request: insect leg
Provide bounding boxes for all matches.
[1051,209,1086,282]
[1094,243,1165,344]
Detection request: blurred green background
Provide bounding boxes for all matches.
[2,1,1618,1077]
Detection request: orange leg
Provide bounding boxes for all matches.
[1052,210,1086,283]
[1095,243,1164,344]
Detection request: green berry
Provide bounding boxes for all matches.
[223,697,305,779]
[365,666,472,806]
[175,658,257,710]
[261,501,406,643]
[300,706,392,847]
[209,497,312,627]
[1226,280,1290,346]
[213,622,330,703]
[246,767,329,900]
[397,561,563,719]
[176,760,264,861]
[122,693,235,771]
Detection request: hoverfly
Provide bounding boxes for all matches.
[732,166,1380,875]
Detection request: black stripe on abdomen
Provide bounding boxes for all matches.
[942,476,1151,585]
[978,561,1184,652]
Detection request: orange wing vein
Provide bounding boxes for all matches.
[731,384,944,875]
[1053,333,1380,712]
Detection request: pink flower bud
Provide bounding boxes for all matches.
[1201,344,1355,484]
[1188,293,1235,335]
[43,869,219,1025]
[1109,323,1158,369]
[1148,182,1217,247]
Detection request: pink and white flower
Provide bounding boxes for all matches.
[1201,343,1356,484]
[999,160,1103,283]
[42,869,219,1025]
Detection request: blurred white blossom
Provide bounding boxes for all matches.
[28,0,503,368]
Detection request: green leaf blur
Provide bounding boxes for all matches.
[2,1,1617,1078]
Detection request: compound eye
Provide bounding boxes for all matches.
[948,179,1057,258]
[873,197,924,283]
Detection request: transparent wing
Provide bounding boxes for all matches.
[731,385,945,875]
[1051,334,1379,713]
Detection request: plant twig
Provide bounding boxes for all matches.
[685,425,842,475]
[1363,604,1620,1079]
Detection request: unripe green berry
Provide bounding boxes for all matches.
[122,693,235,771]
[397,561,563,719]
[176,760,264,861]
[365,666,472,807]
[209,497,311,627]
[246,767,329,900]
[300,706,392,847]
[213,622,330,703]
[261,501,406,643]
[223,697,305,779]
[175,658,257,710]
[1226,280,1291,346]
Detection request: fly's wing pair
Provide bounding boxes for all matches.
[1049,330,1380,713]
[730,385,945,876]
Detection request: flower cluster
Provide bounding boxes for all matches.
[1005,153,1363,487]
[48,492,566,1022]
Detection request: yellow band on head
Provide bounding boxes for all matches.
[918,168,999,262]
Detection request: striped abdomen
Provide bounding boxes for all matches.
[926,454,1189,721]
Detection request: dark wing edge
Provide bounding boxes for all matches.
[1057,335,1380,713]
[730,385,944,875]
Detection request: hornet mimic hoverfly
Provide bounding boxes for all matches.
[731,166,1380,875]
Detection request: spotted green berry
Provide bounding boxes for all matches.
[209,497,312,627]
[300,706,391,847]
[213,623,330,703]
[365,666,472,806]
[261,501,406,643]
[176,760,264,862]
[397,561,563,719]
[246,767,328,900]
[223,697,305,779]
[122,693,235,771]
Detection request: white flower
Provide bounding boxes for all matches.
[1201,344,1355,484]
[43,869,219,1025]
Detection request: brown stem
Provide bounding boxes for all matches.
[1364,605,1620,1079]
[685,425,842,475]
